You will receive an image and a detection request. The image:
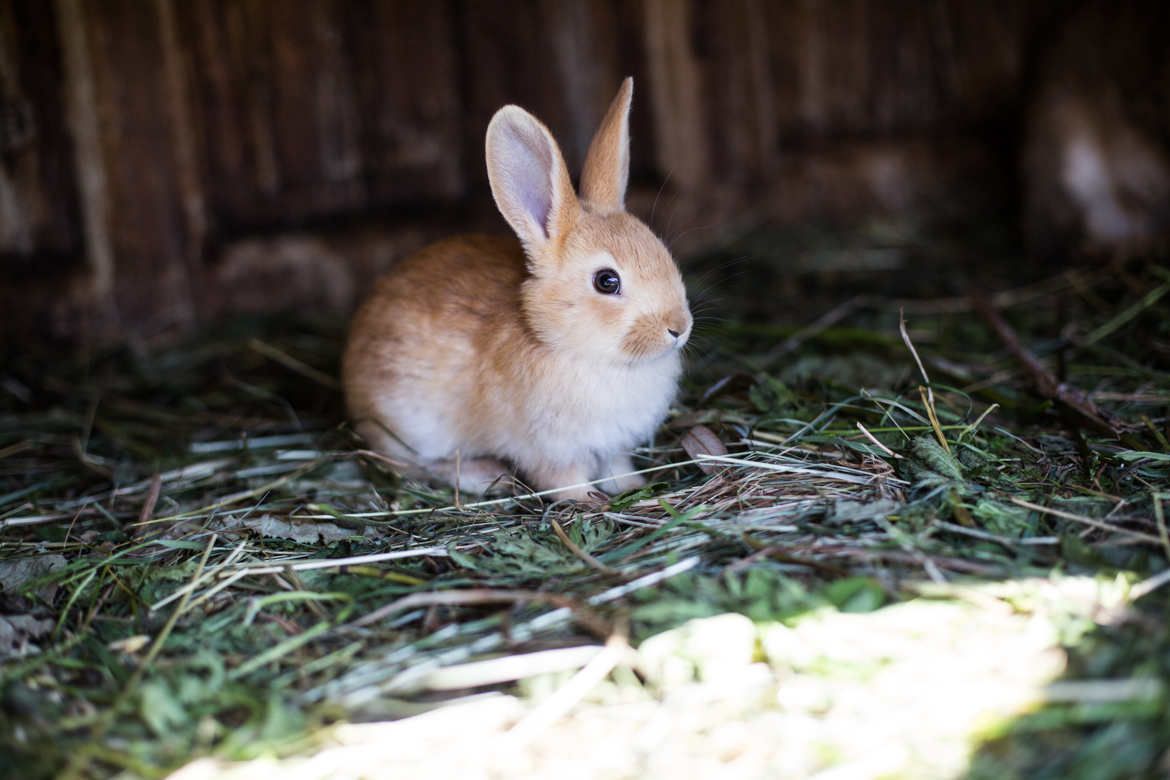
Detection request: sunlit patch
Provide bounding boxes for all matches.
[164,575,1149,780]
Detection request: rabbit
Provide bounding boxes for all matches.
[342,78,692,502]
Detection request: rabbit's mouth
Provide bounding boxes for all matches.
[619,315,692,362]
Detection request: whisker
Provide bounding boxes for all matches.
[649,167,675,232]
[663,190,691,245]
[667,223,714,253]
[684,257,754,291]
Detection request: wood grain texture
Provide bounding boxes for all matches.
[2,0,1166,344]
[0,0,82,266]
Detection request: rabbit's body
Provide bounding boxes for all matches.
[343,79,691,500]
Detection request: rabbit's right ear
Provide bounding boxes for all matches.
[580,77,633,215]
[486,107,579,255]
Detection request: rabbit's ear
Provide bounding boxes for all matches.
[580,77,633,215]
[486,106,579,253]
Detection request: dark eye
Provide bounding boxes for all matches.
[593,268,621,295]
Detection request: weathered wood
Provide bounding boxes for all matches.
[54,0,112,306]
[345,0,462,204]
[156,0,207,270]
[759,0,1024,143]
[85,0,196,332]
[1,0,1167,345]
[642,0,706,192]
[179,0,462,234]
[460,0,621,188]
[0,0,81,266]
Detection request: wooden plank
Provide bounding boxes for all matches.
[0,0,82,265]
[691,0,778,185]
[175,0,271,228]
[460,0,620,187]
[54,0,113,303]
[344,0,463,205]
[180,0,462,234]
[610,0,656,184]
[156,0,208,268]
[642,0,707,192]
[84,0,196,331]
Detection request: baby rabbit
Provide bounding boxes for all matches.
[342,78,691,501]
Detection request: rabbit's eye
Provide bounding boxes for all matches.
[593,269,621,295]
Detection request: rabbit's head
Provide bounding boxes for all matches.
[486,78,692,367]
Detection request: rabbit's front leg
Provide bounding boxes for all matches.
[597,452,645,494]
[423,456,512,496]
[525,461,597,502]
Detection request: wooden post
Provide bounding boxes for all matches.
[156,0,207,271]
[54,0,114,308]
[642,0,707,192]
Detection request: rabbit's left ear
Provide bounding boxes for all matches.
[486,106,579,254]
[579,77,633,216]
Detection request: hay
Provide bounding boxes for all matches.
[1,241,1169,779]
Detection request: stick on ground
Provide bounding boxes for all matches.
[972,293,1130,437]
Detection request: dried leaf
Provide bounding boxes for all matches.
[253,514,354,545]
[109,634,151,654]
[0,614,54,654]
[0,554,67,603]
[680,425,728,475]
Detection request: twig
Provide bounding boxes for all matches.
[918,386,950,454]
[934,520,1059,546]
[550,518,616,575]
[129,471,162,540]
[586,556,701,605]
[248,338,341,390]
[346,588,610,636]
[900,309,932,404]
[0,440,32,460]
[72,435,113,479]
[972,293,1130,436]
[855,422,901,458]
[1131,567,1170,600]
[693,454,892,486]
[1155,494,1170,564]
[763,295,868,365]
[454,449,461,510]
[1010,497,1162,545]
[222,547,449,578]
[353,449,412,468]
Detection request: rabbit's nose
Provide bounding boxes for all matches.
[666,310,691,340]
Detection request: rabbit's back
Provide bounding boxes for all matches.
[342,234,529,458]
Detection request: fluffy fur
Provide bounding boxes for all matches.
[342,78,692,500]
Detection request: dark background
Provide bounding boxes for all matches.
[2,0,1168,346]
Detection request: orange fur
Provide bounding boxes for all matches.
[342,78,692,500]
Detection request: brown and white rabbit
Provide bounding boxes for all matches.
[342,78,691,501]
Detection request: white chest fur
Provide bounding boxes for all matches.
[497,349,682,466]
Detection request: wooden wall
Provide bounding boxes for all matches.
[0,0,1163,345]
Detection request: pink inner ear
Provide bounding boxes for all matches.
[497,119,556,240]
[514,157,552,236]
